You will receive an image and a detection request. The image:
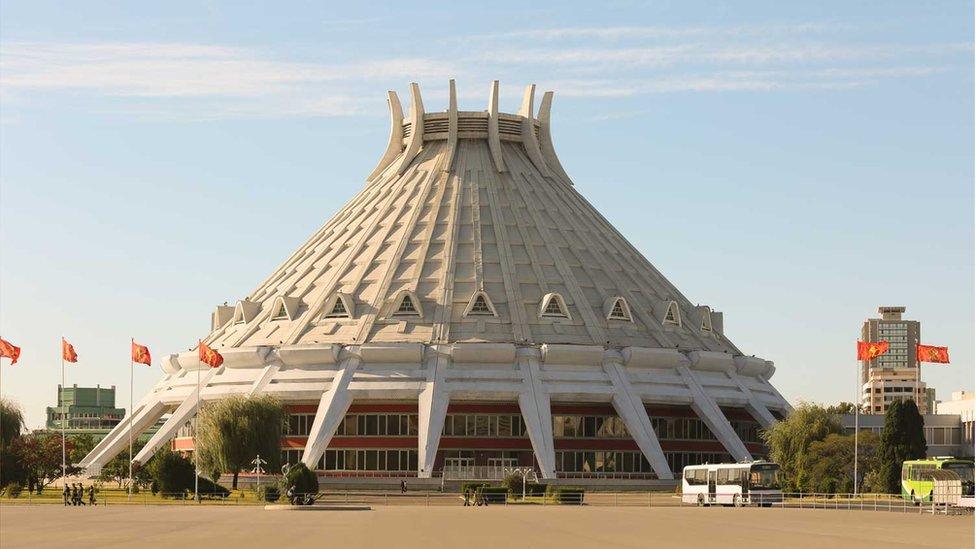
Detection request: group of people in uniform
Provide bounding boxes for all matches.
[62,483,95,506]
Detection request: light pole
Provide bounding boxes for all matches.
[251,455,267,491]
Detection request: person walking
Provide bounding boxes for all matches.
[62,484,70,506]
[87,485,96,506]
[70,484,78,506]
[400,480,407,493]
[463,487,470,506]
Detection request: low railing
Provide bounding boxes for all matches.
[0,489,971,515]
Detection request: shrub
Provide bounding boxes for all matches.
[502,473,522,495]
[257,485,280,502]
[150,448,195,497]
[460,482,489,494]
[196,476,230,499]
[524,483,547,496]
[476,486,508,504]
[547,486,584,504]
[6,482,23,498]
[284,463,319,496]
[150,479,159,495]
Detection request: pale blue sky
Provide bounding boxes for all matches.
[1,1,972,428]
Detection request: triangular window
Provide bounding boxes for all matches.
[271,303,288,320]
[325,297,349,318]
[608,298,631,321]
[663,301,680,326]
[700,310,713,333]
[540,293,569,319]
[394,294,420,316]
[464,292,497,317]
[233,308,246,325]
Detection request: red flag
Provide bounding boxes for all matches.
[132,341,152,366]
[916,344,949,364]
[0,338,20,365]
[62,338,78,363]
[198,341,224,368]
[857,340,889,360]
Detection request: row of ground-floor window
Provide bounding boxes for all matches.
[279,448,740,478]
[280,410,763,444]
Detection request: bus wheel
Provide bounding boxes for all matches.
[697,494,705,507]
[733,495,743,508]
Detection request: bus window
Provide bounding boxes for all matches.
[901,464,910,481]
[749,464,781,490]
[717,469,729,484]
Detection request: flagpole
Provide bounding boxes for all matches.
[128,338,134,499]
[854,356,859,496]
[61,337,67,492]
[195,340,200,502]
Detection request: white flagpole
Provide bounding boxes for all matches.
[60,337,66,492]
[128,338,134,499]
[854,357,859,496]
[195,341,200,501]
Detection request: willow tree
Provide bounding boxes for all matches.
[761,402,843,491]
[195,394,285,489]
[1,398,26,486]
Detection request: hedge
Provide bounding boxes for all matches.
[547,486,585,504]
[476,486,508,503]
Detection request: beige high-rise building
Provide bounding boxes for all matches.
[860,306,925,414]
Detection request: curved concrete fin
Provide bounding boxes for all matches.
[442,79,459,173]
[519,84,552,177]
[486,80,507,173]
[367,91,404,183]
[393,83,425,175]
[537,91,573,185]
[302,355,360,468]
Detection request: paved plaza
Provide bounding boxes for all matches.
[0,505,971,549]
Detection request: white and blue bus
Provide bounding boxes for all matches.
[682,461,782,507]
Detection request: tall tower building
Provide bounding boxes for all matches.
[860,306,925,414]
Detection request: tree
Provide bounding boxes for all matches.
[877,400,927,493]
[0,398,24,448]
[1,399,26,487]
[150,447,195,497]
[761,402,843,491]
[99,439,147,488]
[195,394,285,489]
[826,402,857,415]
[12,433,70,489]
[798,432,880,494]
[284,462,318,496]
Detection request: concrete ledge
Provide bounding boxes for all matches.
[264,504,372,511]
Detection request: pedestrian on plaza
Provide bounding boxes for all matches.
[62,484,70,506]
[400,480,407,493]
[463,487,470,506]
[87,485,96,506]
[70,484,78,506]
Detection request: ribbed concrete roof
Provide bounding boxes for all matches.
[204,82,740,354]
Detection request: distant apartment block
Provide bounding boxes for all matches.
[860,306,926,414]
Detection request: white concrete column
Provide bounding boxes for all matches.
[81,398,169,472]
[602,354,674,480]
[517,349,556,479]
[724,369,777,428]
[301,353,360,469]
[676,365,751,462]
[417,346,449,478]
[132,368,221,465]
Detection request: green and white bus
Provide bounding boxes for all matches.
[901,457,974,504]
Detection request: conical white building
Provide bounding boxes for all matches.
[81,81,790,485]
